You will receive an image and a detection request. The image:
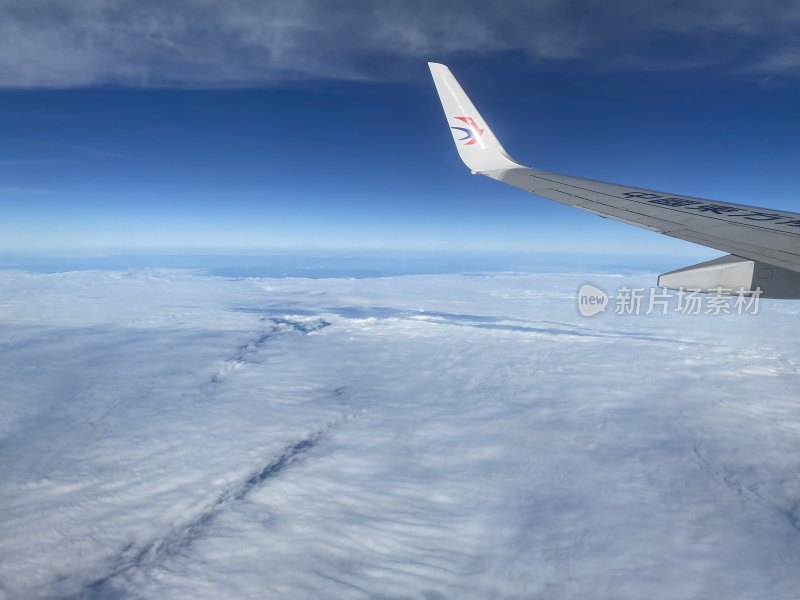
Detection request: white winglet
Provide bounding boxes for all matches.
[428,62,522,173]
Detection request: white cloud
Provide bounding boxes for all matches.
[2,1,800,88]
[0,269,799,598]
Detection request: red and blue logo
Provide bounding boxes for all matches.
[451,116,485,146]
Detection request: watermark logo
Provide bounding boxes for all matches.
[577,285,762,317]
[577,283,609,317]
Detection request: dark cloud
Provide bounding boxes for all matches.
[1,0,799,88]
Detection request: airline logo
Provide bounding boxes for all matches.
[451,116,484,146]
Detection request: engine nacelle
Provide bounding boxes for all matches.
[658,254,800,299]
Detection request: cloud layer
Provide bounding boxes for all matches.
[2,0,800,88]
[1,269,800,598]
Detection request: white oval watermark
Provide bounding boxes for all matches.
[577,284,609,317]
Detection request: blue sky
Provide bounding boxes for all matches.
[2,1,800,267]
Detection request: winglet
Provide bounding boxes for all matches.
[428,62,522,173]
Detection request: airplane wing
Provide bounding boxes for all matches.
[428,62,800,298]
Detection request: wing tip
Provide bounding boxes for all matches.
[428,62,523,173]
